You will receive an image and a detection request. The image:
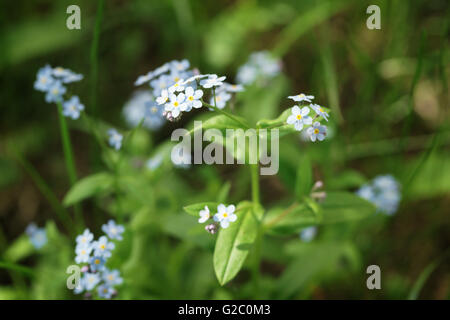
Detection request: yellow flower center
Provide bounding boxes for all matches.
[100,244,106,250]
[296,114,302,120]
[298,94,305,98]
[81,250,86,255]
[151,107,158,113]
[319,108,324,112]
[52,89,58,95]
[223,212,228,218]
[95,259,100,265]
[173,101,179,107]
[174,77,180,82]
[314,128,319,134]
[41,77,47,83]
[188,96,194,101]
[108,275,114,280]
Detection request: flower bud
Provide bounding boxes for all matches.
[205,223,218,234]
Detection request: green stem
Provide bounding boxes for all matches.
[56,102,84,230]
[90,0,104,117]
[250,164,260,205]
[10,148,73,234]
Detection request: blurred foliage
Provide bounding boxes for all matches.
[0,0,449,300]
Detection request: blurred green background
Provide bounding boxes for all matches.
[0,0,449,299]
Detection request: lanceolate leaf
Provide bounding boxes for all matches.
[213,201,263,285]
[63,172,114,206]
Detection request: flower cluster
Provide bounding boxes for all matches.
[356,175,401,215]
[72,220,124,299]
[34,65,85,119]
[25,223,47,249]
[286,93,329,142]
[136,59,244,121]
[198,204,238,233]
[122,90,166,131]
[236,51,281,85]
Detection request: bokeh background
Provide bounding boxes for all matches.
[0,0,449,299]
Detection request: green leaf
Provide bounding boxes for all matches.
[320,191,376,223]
[213,201,263,285]
[264,204,317,236]
[183,202,220,217]
[187,115,248,135]
[63,172,114,206]
[295,155,313,200]
[3,234,34,262]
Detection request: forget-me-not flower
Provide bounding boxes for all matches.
[288,93,314,103]
[76,229,94,247]
[83,273,101,291]
[184,86,203,110]
[306,122,327,142]
[97,284,115,299]
[286,106,312,131]
[89,256,106,272]
[200,75,226,89]
[165,93,187,118]
[101,220,125,241]
[62,96,85,119]
[356,175,401,215]
[108,129,123,150]
[75,245,93,264]
[210,91,231,109]
[198,206,210,223]
[92,236,115,258]
[26,223,47,249]
[310,104,329,121]
[300,226,317,242]
[45,80,66,103]
[34,65,54,92]
[102,269,123,286]
[213,204,237,229]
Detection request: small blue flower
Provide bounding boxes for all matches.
[92,236,115,258]
[45,80,66,103]
[310,103,329,121]
[83,272,101,291]
[209,91,231,110]
[144,99,165,130]
[28,227,47,249]
[101,220,125,241]
[75,244,93,264]
[213,204,237,229]
[108,129,123,150]
[97,284,115,299]
[306,122,327,142]
[170,59,190,72]
[356,175,401,215]
[34,65,54,92]
[102,269,123,286]
[200,74,226,89]
[300,226,317,242]
[26,223,47,249]
[63,96,85,119]
[288,93,314,103]
[52,66,83,84]
[89,255,106,272]
[76,229,94,246]
[286,106,312,131]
